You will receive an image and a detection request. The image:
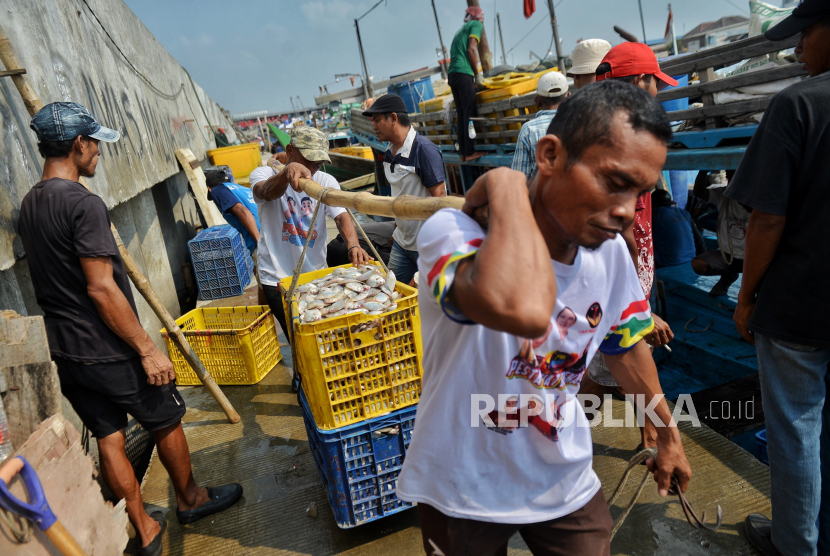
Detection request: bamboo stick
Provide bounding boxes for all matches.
[300,178,462,220]
[0,23,240,424]
[43,521,89,556]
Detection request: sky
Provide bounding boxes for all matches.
[123,0,765,116]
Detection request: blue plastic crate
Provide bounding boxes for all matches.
[756,429,768,465]
[188,225,251,300]
[299,388,416,528]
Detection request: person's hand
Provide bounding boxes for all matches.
[647,429,692,497]
[284,162,312,193]
[647,314,674,347]
[734,297,756,345]
[141,348,176,386]
[348,245,373,266]
[475,72,485,87]
[271,151,288,165]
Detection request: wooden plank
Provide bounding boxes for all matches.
[666,97,771,121]
[0,414,130,555]
[175,148,226,228]
[660,35,799,77]
[339,173,376,191]
[657,63,808,102]
[664,145,747,170]
[659,34,770,70]
[423,130,521,141]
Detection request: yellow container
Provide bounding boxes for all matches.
[418,95,454,145]
[161,306,282,386]
[279,262,423,430]
[475,69,558,144]
[206,144,261,182]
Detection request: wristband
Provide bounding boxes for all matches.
[348,246,360,253]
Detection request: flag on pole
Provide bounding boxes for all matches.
[664,5,674,48]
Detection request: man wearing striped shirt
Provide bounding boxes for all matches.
[511,72,569,180]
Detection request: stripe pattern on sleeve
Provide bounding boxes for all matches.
[427,238,483,324]
[598,299,654,355]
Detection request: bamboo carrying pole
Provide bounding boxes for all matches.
[0,24,240,424]
[297,177,490,226]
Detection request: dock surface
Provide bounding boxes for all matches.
[139,285,770,556]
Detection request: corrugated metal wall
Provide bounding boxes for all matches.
[0,0,239,347]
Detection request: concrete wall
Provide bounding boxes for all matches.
[0,0,237,346]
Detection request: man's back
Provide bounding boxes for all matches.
[18,178,138,362]
[725,71,830,346]
[448,20,482,76]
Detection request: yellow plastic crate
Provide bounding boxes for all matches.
[206,143,261,181]
[279,263,423,430]
[161,306,282,386]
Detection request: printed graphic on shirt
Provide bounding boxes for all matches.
[586,302,603,328]
[506,314,590,391]
[484,394,572,442]
[282,196,318,247]
[598,299,654,355]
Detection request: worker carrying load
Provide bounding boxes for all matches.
[396,80,692,555]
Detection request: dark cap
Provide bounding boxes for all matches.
[30,102,119,143]
[362,94,408,116]
[765,0,830,40]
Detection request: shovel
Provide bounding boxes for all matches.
[0,456,88,556]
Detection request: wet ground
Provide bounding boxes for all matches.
[138,280,770,556]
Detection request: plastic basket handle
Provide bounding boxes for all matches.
[0,456,58,530]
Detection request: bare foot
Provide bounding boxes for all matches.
[465,151,486,162]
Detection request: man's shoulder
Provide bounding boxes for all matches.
[769,73,830,112]
[249,165,275,185]
[313,170,341,189]
[412,133,442,156]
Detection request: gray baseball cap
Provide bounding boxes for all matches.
[30,102,120,143]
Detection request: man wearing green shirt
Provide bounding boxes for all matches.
[448,6,486,162]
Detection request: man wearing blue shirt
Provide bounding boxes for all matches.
[205,169,261,256]
[511,72,569,180]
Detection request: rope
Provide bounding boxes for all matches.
[684,315,713,333]
[0,507,33,544]
[608,447,722,539]
[345,209,389,273]
[609,448,656,539]
[284,200,323,346]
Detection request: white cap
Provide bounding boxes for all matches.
[536,71,569,98]
[568,39,612,76]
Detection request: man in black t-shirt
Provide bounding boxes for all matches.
[724,3,830,554]
[19,103,242,556]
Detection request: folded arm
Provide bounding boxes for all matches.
[448,168,555,338]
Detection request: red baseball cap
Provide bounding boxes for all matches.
[595,42,679,89]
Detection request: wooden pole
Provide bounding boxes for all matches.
[431,0,448,79]
[466,0,493,72]
[298,177,489,227]
[43,521,89,556]
[497,13,507,66]
[0,23,240,424]
[545,0,566,72]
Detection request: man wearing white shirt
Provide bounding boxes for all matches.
[398,81,691,555]
[250,127,370,355]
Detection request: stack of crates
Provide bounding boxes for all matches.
[300,388,416,528]
[284,262,423,527]
[188,225,251,300]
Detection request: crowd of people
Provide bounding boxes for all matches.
[13,1,830,555]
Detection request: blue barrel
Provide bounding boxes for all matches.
[660,74,689,113]
[387,76,435,114]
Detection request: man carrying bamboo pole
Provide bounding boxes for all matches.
[250,127,371,346]
[397,81,691,555]
[18,103,242,556]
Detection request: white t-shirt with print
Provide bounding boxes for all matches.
[249,165,345,286]
[397,209,654,523]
